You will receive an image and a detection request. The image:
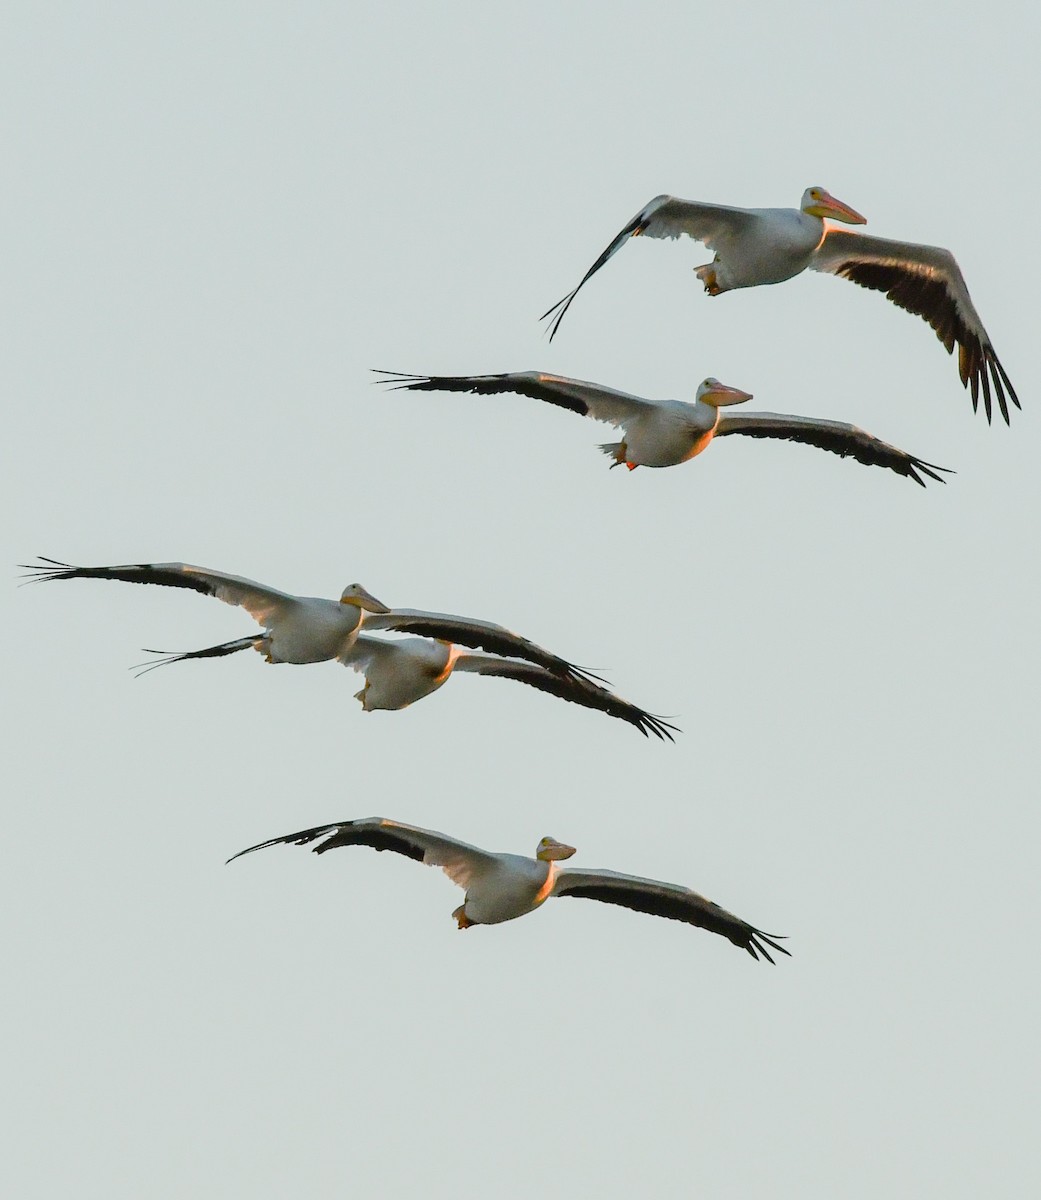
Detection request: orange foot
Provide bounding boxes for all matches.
[695,264,722,296]
[453,904,474,930]
[625,461,638,472]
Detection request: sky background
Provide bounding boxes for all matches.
[3,2,1040,1196]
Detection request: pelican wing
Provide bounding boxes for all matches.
[335,633,404,674]
[715,411,951,487]
[811,230,1019,424]
[375,369,656,428]
[228,816,500,890]
[553,868,788,962]
[541,194,758,339]
[133,634,263,676]
[21,557,297,626]
[364,608,601,683]
[453,652,678,741]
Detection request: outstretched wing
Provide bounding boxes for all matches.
[716,411,951,487]
[365,608,603,684]
[21,557,298,627]
[553,867,788,962]
[811,230,1019,424]
[453,652,678,741]
[228,816,500,891]
[375,369,656,429]
[541,194,757,339]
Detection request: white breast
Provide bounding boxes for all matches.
[716,208,823,289]
[364,639,453,710]
[465,855,553,925]
[625,400,717,467]
[267,598,360,663]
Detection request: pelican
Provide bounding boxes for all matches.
[21,558,597,681]
[542,186,1019,423]
[377,369,949,485]
[140,633,676,738]
[229,816,787,960]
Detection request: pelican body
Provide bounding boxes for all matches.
[595,386,749,469]
[453,850,559,926]
[542,186,1019,422]
[693,204,835,292]
[243,587,385,663]
[349,636,454,711]
[229,817,788,960]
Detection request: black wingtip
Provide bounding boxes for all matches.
[990,352,1020,419]
[370,368,430,392]
[912,459,954,487]
[569,664,611,687]
[750,931,790,963]
[17,556,76,584]
[539,290,577,342]
[643,714,680,742]
[226,823,341,865]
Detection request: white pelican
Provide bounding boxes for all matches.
[340,636,676,738]
[542,186,1019,423]
[378,369,950,485]
[229,816,787,960]
[135,632,677,738]
[21,558,598,682]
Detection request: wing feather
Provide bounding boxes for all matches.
[21,557,297,626]
[454,652,678,740]
[227,816,500,890]
[811,230,1019,424]
[374,369,656,427]
[365,608,602,683]
[540,195,757,339]
[716,411,951,486]
[553,868,788,962]
[132,634,264,676]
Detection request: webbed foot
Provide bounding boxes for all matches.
[695,263,722,296]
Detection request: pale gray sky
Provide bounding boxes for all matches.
[4,2,1040,1196]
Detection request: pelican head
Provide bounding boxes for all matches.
[697,377,754,407]
[536,836,577,862]
[339,583,391,613]
[801,186,866,225]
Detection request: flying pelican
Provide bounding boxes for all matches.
[541,186,1019,423]
[377,369,949,485]
[229,816,786,960]
[21,558,598,681]
[139,633,676,738]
